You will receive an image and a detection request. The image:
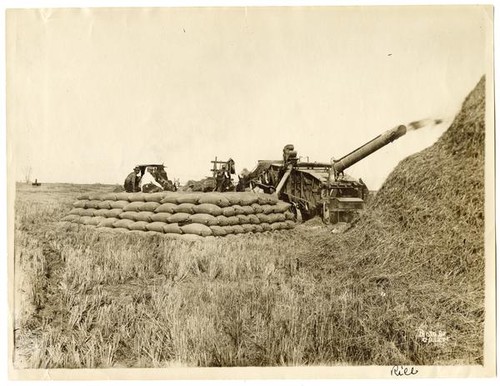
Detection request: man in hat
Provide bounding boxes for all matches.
[124,166,142,192]
[215,160,236,192]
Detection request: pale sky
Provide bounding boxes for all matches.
[7,6,490,189]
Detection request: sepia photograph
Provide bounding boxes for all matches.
[5,2,495,380]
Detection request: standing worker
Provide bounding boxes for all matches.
[215,163,236,192]
[124,166,142,192]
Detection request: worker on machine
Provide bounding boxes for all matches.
[124,166,142,192]
[140,167,163,193]
[227,158,236,174]
[278,144,297,182]
[283,144,295,165]
[215,164,229,192]
[214,159,236,192]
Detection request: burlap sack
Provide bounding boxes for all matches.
[146,222,166,233]
[247,214,260,224]
[253,224,264,233]
[104,209,123,218]
[87,216,104,226]
[176,193,201,205]
[241,205,255,215]
[223,192,243,205]
[97,200,113,210]
[210,225,227,236]
[150,212,172,223]
[69,208,85,215]
[216,215,230,226]
[160,194,180,204]
[73,200,87,209]
[127,193,148,202]
[225,216,240,226]
[192,203,223,216]
[261,205,274,215]
[80,208,96,217]
[270,222,284,231]
[230,225,244,234]
[222,206,236,217]
[256,193,279,205]
[167,212,191,224]
[163,223,183,234]
[268,213,286,223]
[241,223,256,233]
[85,200,101,209]
[251,203,263,213]
[94,209,110,217]
[120,212,139,221]
[129,221,149,231]
[97,218,117,228]
[222,225,235,235]
[190,213,218,226]
[232,205,246,215]
[181,223,212,237]
[110,200,129,209]
[175,203,196,214]
[256,213,270,223]
[113,219,135,229]
[115,192,131,201]
[79,216,93,225]
[139,202,161,212]
[237,192,259,206]
[261,222,272,232]
[135,211,154,222]
[155,203,177,214]
[198,193,231,208]
[123,202,144,212]
[102,193,118,201]
[144,192,169,203]
[273,201,292,213]
[237,215,250,224]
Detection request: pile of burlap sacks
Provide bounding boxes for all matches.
[61,191,296,237]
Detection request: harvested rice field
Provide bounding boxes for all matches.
[12,77,489,369]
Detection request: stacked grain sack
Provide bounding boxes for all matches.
[61,191,296,237]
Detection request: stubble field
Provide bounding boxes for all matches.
[12,77,486,369]
[14,182,338,368]
[13,184,480,368]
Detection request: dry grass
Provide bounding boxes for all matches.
[14,185,483,367]
[307,76,486,365]
[15,183,322,367]
[13,78,486,368]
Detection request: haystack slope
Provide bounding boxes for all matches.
[309,76,486,364]
[367,76,485,276]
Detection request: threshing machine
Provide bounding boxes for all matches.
[244,125,407,223]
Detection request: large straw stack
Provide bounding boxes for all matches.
[310,76,486,364]
[61,191,296,237]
